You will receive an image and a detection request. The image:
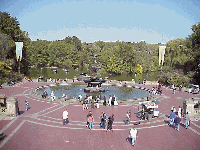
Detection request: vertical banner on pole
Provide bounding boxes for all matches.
[15,42,23,61]
[159,46,166,66]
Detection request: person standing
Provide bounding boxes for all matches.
[88,95,92,103]
[179,85,182,91]
[169,110,175,126]
[185,112,190,129]
[128,128,138,146]
[88,114,94,130]
[111,95,114,106]
[174,115,181,131]
[87,111,92,118]
[95,96,100,103]
[108,95,112,106]
[103,96,107,106]
[107,114,114,132]
[126,112,130,124]
[143,79,146,85]
[78,94,82,101]
[91,98,95,109]
[171,106,174,112]
[82,99,87,110]
[62,93,67,101]
[25,100,29,111]
[172,85,176,94]
[173,106,176,114]
[51,91,55,101]
[63,109,68,126]
[178,106,182,118]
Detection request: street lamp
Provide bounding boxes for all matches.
[15,23,21,76]
[170,48,174,68]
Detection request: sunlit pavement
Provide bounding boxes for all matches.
[0,81,200,150]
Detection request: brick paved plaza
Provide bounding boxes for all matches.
[0,81,200,150]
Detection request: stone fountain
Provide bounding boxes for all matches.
[83,54,106,92]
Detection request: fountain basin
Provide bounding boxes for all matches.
[84,86,105,92]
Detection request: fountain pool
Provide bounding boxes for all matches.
[36,85,149,100]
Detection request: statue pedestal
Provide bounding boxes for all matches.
[6,96,19,117]
[0,94,6,107]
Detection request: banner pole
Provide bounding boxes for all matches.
[18,57,20,75]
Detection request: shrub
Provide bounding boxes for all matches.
[159,71,192,87]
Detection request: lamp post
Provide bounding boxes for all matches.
[16,23,21,76]
[170,48,174,68]
[18,57,20,75]
[18,31,21,76]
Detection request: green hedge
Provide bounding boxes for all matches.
[159,72,191,87]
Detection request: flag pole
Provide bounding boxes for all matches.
[18,56,20,75]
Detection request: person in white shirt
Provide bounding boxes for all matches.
[178,106,182,118]
[78,94,82,101]
[108,95,112,106]
[129,128,138,146]
[51,91,55,101]
[63,109,68,126]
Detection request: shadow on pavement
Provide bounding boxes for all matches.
[18,111,25,115]
[180,122,186,128]
[164,120,176,129]
[126,137,132,145]
[0,133,6,141]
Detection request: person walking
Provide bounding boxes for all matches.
[107,114,114,132]
[88,114,94,130]
[169,110,175,127]
[63,109,68,126]
[185,112,190,129]
[100,112,106,129]
[174,115,181,131]
[25,100,29,111]
[128,128,138,146]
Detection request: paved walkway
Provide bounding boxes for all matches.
[0,81,200,150]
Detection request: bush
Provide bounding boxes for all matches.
[159,71,191,87]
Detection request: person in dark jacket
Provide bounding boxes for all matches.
[103,96,107,106]
[174,115,181,131]
[107,114,114,132]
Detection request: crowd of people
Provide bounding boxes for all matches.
[169,106,191,131]
[150,83,162,95]
[21,76,197,147]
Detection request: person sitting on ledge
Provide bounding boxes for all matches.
[139,79,141,84]
[95,96,100,103]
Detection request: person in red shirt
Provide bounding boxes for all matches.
[88,114,94,130]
